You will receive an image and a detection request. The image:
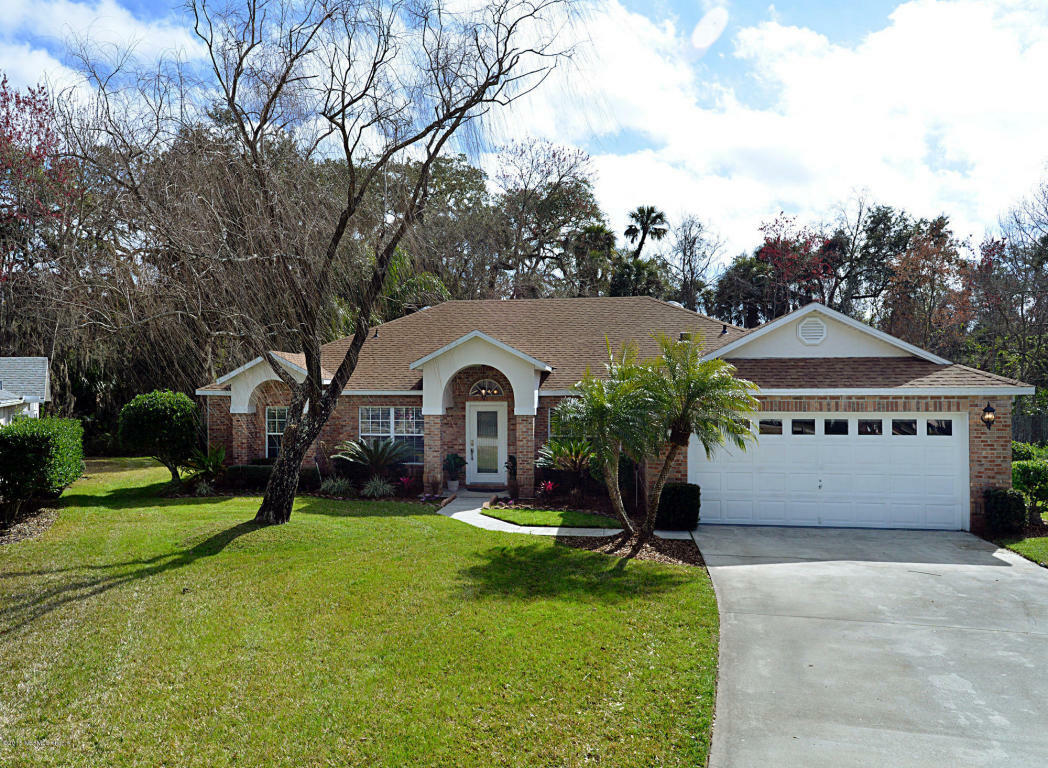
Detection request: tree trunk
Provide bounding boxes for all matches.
[602,458,635,534]
[641,442,682,540]
[164,462,181,484]
[255,435,308,525]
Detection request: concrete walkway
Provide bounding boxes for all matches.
[693,525,1048,768]
[437,493,693,539]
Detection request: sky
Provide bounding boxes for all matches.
[3,0,1048,261]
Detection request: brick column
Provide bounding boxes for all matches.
[424,414,443,493]
[968,397,1013,534]
[229,412,255,465]
[515,414,535,498]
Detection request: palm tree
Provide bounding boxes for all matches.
[640,334,759,537]
[624,205,669,258]
[553,344,664,534]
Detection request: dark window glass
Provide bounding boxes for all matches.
[858,419,883,436]
[892,419,917,436]
[927,419,953,436]
[759,419,782,435]
[792,419,816,435]
[824,419,848,435]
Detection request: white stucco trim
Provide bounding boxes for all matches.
[705,303,953,365]
[413,333,547,416]
[759,386,1035,396]
[409,331,552,372]
[195,389,232,396]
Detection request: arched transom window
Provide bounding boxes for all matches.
[469,378,502,398]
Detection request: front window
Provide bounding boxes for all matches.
[359,406,424,463]
[266,406,288,458]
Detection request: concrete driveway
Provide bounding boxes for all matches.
[694,526,1048,768]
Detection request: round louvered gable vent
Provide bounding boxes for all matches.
[797,316,827,345]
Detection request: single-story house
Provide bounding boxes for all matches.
[0,357,51,424]
[197,297,1032,532]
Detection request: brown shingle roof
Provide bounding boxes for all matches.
[321,297,746,391]
[727,357,1029,390]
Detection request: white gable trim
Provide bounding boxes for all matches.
[215,354,331,386]
[704,303,952,366]
[409,330,552,372]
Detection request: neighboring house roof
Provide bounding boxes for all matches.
[728,358,1031,393]
[0,388,25,407]
[0,357,50,402]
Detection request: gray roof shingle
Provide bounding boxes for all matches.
[0,358,50,401]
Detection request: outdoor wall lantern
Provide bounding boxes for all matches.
[981,402,996,430]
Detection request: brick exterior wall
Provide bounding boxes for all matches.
[968,397,1012,533]
[204,383,1014,529]
[515,414,536,497]
[423,414,444,493]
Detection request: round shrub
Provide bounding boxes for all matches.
[118,390,199,482]
[1012,459,1048,515]
[655,482,701,530]
[1012,441,1037,462]
[983,488,1027,535]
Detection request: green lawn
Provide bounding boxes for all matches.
[481,506,623,529]
[0,459,718,767]
[1002,534,1048,567]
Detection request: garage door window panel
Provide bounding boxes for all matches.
[759,419,783,435]
[891,419,917,436]
[824,419,849,436]
[927,419,953,436]
[858,419,883,436]
[792,419,816,435]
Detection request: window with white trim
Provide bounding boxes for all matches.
[359,406,424,463]
[266,406,288,458]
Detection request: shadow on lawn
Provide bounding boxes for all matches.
[0,521,261,636]
[459,542,691,603]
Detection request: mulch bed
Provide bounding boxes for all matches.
[558,531,705,567]
[0,505,58,546]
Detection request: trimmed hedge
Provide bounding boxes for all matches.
[217,464,321,492]
[655,482,701,530]
[1012,459,1048,514]
[0,418,84,521]
[984,488,1027,535]
[1012,441,1038,462]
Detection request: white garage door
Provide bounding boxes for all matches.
[689,412,969,530]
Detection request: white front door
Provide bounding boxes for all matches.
[689,412,970,530]
[466,401,508,485]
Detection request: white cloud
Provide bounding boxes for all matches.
[4,0,1048,262]
[0,0,204,90]
[502,0,1048,260]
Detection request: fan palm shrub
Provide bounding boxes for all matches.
[553,343,664,534]
[537,438,596,504]
[639,333,758,537]
[333,438,410,479]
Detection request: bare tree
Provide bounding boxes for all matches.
[57,0,574,524]
[665,214,719,311]
[492,139,600,296]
